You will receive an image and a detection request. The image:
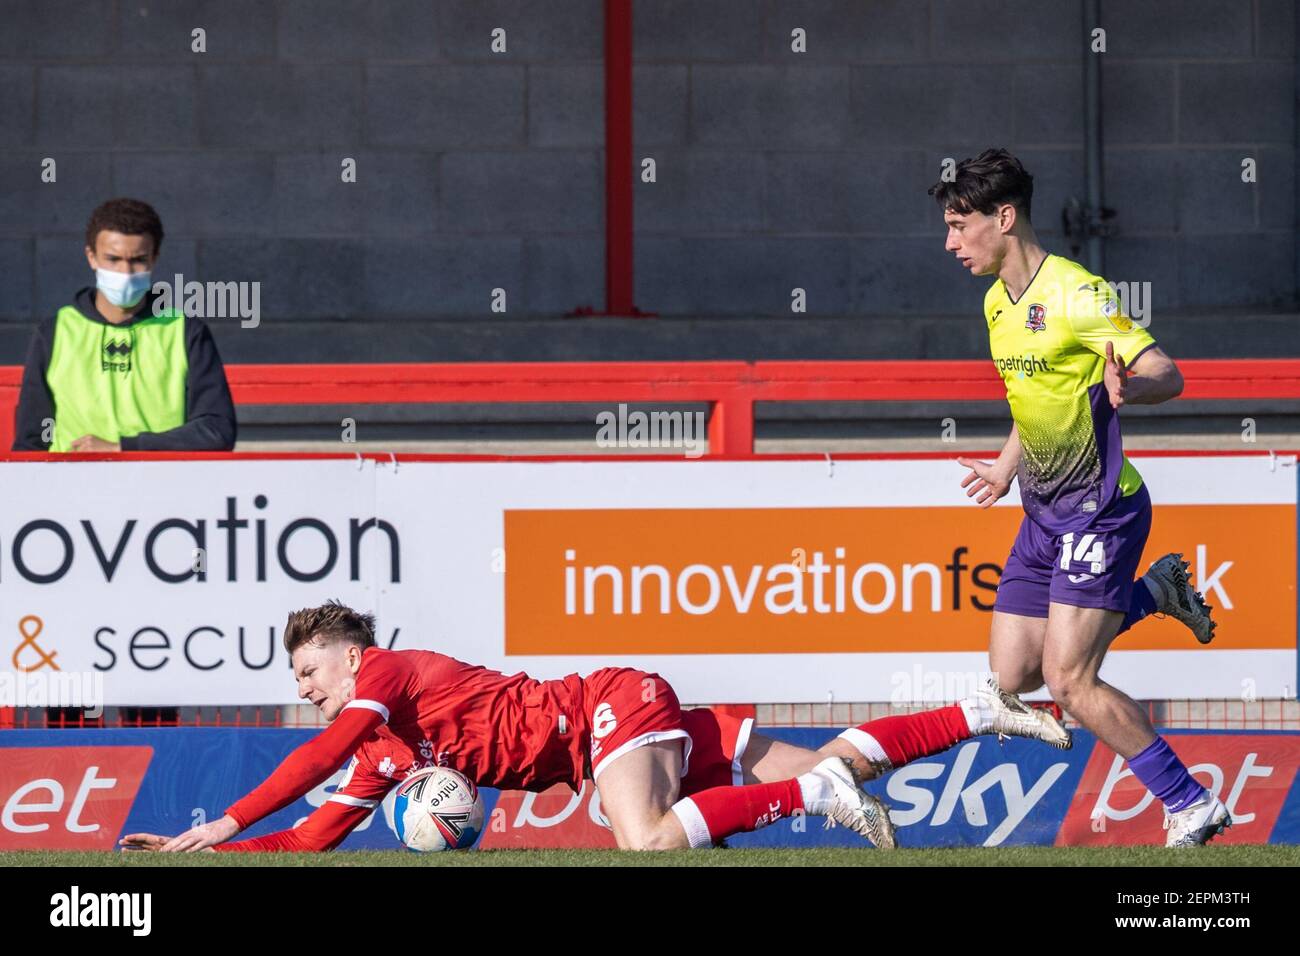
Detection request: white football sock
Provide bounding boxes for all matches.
[796,767,836,816]
[959,695,996,735]
[669,797,714,849]
[836,727,893,771]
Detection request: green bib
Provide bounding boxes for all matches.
[46,305,188,452]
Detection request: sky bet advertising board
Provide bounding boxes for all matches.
[1,728,1296,851]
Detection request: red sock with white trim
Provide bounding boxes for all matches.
[670,779,803,848]
[838,704,973,772]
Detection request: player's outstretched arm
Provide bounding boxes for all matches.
[1107,343,1183,407]
[121,800,374,854]
[143,707,385,852]
[123,747,394,854]
[212,798,378,853]
[957,422,1020,508]
[215,753,395,853]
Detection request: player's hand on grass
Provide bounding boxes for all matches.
[119,832,168,851]
[957,457,1013,508]
[1104,341,1127,409]
[153,814,241,852]
[119,832,217,853]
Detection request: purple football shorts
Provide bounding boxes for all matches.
[993,483,1152,617]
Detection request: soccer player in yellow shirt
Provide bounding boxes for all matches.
[929,149,1227,846]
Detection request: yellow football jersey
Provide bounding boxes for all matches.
[984,253,1156,532]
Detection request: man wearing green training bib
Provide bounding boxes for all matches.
[12,198,236,453]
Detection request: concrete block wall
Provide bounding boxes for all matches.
[0,0,608,329]
[631,0,1298,317]
[0,0,1295,352]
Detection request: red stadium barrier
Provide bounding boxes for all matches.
[3,358,1299,455]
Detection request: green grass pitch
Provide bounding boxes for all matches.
[6,845,1298,867]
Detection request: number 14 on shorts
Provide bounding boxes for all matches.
[1060,532,1107,574]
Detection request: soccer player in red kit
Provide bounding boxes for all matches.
[122,602,1069,853]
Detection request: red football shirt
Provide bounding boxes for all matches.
[345,646,588,791]
[218,647,588,851]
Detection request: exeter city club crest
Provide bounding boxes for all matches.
[1025,303,1047,332]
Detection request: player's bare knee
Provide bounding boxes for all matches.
[613,822,652,850]
[990,655,1038,694]
[1008,670,1045,695]
[993,664,1040,695]
[626,814,687,851]
[1044,668,1091,710]
[1043,674,1069,707]
[647,819,689,851]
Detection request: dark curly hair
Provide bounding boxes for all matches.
[85,197,165,254]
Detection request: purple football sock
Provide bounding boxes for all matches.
[1115,580,1159,637]
[1127,736,1205,812]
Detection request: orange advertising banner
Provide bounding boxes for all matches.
[505,505,1295,655]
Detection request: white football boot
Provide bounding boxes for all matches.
[802,757,897,849]
[965,680,1073,750]
[1163,791,1232,847]
[1142,553,1217,644]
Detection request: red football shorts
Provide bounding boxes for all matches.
[583,667,754,794]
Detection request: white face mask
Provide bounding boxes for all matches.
[95,268,153,308]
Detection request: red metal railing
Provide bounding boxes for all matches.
[8,698,1300,731]
[4,358,1299,455]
